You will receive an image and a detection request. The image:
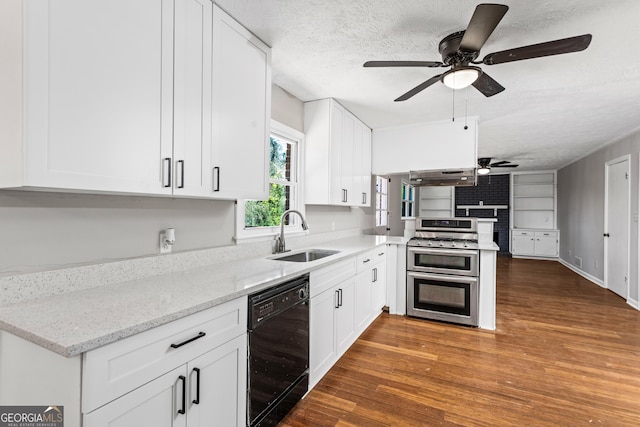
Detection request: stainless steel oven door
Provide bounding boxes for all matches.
[407,247,479,276]
[407,271,478,326]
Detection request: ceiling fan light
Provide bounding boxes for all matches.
[477,167,491,175]
[442,67,481,89]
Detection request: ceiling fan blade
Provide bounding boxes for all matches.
[394,74,443,102]
[489,160,510,167]
[494,164,519,168]
[364,60,443,68]
[482,34,592,65]
[472,72,505,97]
[459,4,509,53]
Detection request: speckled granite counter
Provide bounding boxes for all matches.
[0,235,407,357]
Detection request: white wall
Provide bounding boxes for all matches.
[557,128,640,305]
[0,84,374,275]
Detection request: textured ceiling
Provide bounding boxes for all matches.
[215,0,640,171]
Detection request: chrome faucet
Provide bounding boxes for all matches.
[274,209,309,253]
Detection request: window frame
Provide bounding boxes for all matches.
[235,119,306,242]
[401,180,416,219]
[375,175,389,229]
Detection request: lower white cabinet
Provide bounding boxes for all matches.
[309,277,356,387]
[310,247,389,388]
[354,248,387,334]
[511,230,559,257]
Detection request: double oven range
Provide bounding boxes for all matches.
[407,218,480,327]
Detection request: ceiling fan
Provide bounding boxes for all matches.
[477,157,518,175]
[363,3,592,101]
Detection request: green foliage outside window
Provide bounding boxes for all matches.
[245,137,291,227]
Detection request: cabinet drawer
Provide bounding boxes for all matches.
[512,230,533,237]
[310,257,356,298]
[535,231,558,238]
[356,247,386,273]
[82,296,247,413]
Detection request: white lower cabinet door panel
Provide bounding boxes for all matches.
[309,286,339,387]
[309,277,356,388]
[354,271,373,334]
[187,334,247,427]
[371,260,387,313]
[334,278,356,354]
[84,365,187,427]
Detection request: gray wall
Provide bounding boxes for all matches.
[387,174,409,237]
[0,85,373,275]
[558,128,640,303]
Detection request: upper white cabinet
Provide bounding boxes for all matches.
[0,0,270,200]
[304,98,372,207]
[211,5,271,200]
[371,117,478,175]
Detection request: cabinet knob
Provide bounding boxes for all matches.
[603,233,610,237]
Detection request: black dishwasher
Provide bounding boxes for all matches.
[248,274,309,427]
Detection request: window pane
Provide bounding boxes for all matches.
[245,183,290,227]
[270,136,291,181]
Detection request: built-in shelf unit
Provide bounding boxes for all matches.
[418,186,454,218]
[510,171,559,257]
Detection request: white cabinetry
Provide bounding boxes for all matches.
[510,171,559,258]
[511,230,559,258]
[304,98,372,207]
[211,5,271,200]
[354,248,387,334]
[1,1,270,200]
[82,297,248,426]
[418,186,455,218]
[309,258,357,387]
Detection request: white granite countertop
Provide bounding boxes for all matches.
[0,235,406,357]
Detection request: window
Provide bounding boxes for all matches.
[375,176,388,227]
[236,120,305,240]
[401,181,415,218]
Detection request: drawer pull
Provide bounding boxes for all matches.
[378,252,384,256]
[192,367,201,405]
[363,259,371,263]
[178,375,186,415]
[170,331,206,349]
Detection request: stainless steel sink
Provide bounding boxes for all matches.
[270,249,340,262]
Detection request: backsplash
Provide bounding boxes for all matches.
[455,174,510,253]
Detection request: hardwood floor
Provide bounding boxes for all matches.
[281,258,640,426]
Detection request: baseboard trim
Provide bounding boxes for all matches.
[628,297,639,310]
[558,258,605,288]
[512,255,558,261]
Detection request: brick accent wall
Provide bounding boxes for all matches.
[454,174,510,254]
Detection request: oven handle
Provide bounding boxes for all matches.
[407,247,479,257]
[407,271,478,284]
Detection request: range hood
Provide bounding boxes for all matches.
[409,168,477,187]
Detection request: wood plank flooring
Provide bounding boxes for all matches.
[281,258,640,426]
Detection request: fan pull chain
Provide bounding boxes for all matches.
[451,87,455,122]
[464,86,469,130]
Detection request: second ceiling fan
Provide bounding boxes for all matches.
[364,3,592,101]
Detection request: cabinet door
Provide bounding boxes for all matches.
[341,113,355,205]
[328,103,345,205]
[24,0,174,195]
[360,126,372,207]
[354,271,373,334]
[212,6,270,200]
[84,366,187,427]
[535,235,558,257]
[187,335,247,427]
[335,278,356,355]
[309,288,338,387]
[372,261,387,313]
[172,0,212,197]
[512,234,535,255]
